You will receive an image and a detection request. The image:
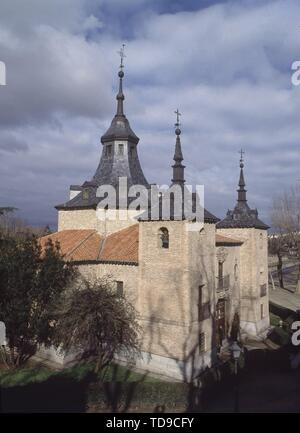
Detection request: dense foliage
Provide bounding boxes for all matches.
[0,234,76,367]
[54,278,141,373]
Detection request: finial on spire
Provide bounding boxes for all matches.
[239,148,245,168]
[118,43,126,71]
[174,109,181,136]
[237,148,246,202]
[116,44,126,116]
[172,109,185,185]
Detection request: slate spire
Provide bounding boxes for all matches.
[100,44,139,145]
[116,44,125,116]
[56,44,149,210]
[91,44,148,188]
[237,149,247,202]
[171,109,185,186]
[217,150,269,230]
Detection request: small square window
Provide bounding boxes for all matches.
[116,281,123,297]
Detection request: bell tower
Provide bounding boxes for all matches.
[217,152,270,336]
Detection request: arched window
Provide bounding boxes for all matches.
[158,227,169,249]
[199,226,205,235]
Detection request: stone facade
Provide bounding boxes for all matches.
[137,221,216,380]
[215,243,241,338]
[45,216,269,379]
[58,208,141,235]
[217,227,269,336]
[79,262,139,307]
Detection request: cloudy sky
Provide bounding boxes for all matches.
[0,0,300,229]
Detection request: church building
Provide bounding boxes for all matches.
[39,56,270,380]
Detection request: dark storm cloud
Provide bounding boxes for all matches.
[0,132,28,153]
[1,0,300,228]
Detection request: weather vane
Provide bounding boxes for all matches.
[118,44,126,70]
[174,109,181,128]
[239,148,245,162]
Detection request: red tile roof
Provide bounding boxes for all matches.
[39,226,241,264]
[39,225,139,265]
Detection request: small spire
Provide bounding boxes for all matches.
[172,109,185,185]
[237,149,247,202]
[116,44,126,116]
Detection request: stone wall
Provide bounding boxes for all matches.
[58,208,141,235]
[138,221,217,377]
[215,244,241,333]
[49,214,269,378]
[186,223,216,366]
[217,227,269,336]
[79,262,139,306]
[58,209,97,231]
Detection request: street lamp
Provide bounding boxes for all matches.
[230,341,242,413]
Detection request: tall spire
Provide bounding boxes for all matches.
[217,149,269,229]
[90,44,149,189]
[116,44,126,116]
[171,109,185,185]
[237,149,247,202]
[100,44,139,145]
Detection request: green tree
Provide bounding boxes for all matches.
[0,234,76,367]
[54,278,140,373]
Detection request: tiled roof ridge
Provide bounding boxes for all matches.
[97,235,107,261]
[64,230,98,260]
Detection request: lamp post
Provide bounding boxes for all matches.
[230,341,242,413]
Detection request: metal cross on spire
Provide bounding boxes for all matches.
[239,148,245,162]
[174,109,181,127]
[118,44,126,69]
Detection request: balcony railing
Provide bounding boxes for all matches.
[217,275,230,292]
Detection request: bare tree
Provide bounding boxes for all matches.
[54,278,141,373]
[0,208,51,239]
[268,235,286,289]
[271,187,300,293]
